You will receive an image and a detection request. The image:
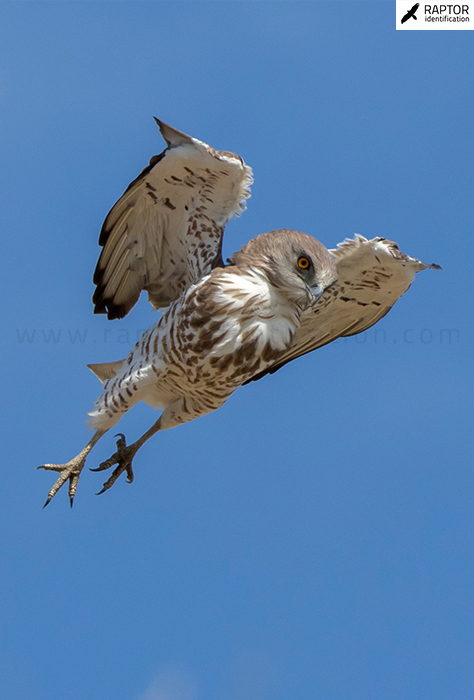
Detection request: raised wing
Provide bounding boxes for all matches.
[93,119,253,319]
[248,235,441,382]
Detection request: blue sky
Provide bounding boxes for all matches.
[1,2,473,699]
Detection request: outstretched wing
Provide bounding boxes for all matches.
[248,235,441,382]
[93,119,253,319]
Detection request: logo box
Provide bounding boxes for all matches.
[396,1,474,29]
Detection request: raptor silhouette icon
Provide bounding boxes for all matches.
[401,2,420,23]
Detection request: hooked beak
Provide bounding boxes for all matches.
[307,283,324,306]
[307,277,337,306]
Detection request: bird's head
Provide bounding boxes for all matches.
[230,229,337,310]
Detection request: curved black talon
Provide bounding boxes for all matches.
[90,458,117,473]
[95,460,135,495]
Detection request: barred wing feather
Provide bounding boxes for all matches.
[93,119,253,319]
[248,235,441,381]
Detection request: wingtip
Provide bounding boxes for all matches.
[153,117,195,147]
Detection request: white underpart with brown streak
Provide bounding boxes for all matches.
[87,264,302,433]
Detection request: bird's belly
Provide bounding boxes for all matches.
[131,301,298,411]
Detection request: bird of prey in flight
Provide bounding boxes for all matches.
[39,119,440,507]
[401,2,420,23]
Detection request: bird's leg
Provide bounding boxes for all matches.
[91,416,164,495]
[91,396,220,496]
[39,429,108,508]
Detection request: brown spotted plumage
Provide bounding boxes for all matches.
[92,119,252,319]
[39,120,440,507]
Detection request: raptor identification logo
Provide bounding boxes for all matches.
[396,1,474,28]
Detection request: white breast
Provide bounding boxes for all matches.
[209,267,300,358]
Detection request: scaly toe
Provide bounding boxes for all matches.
[95,458,135,495]
[90,433,128,472]
[90,455,119,472]
[91,434,136,495]
[39,457,85,507]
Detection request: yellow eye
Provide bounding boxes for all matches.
[297,256,310,270]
